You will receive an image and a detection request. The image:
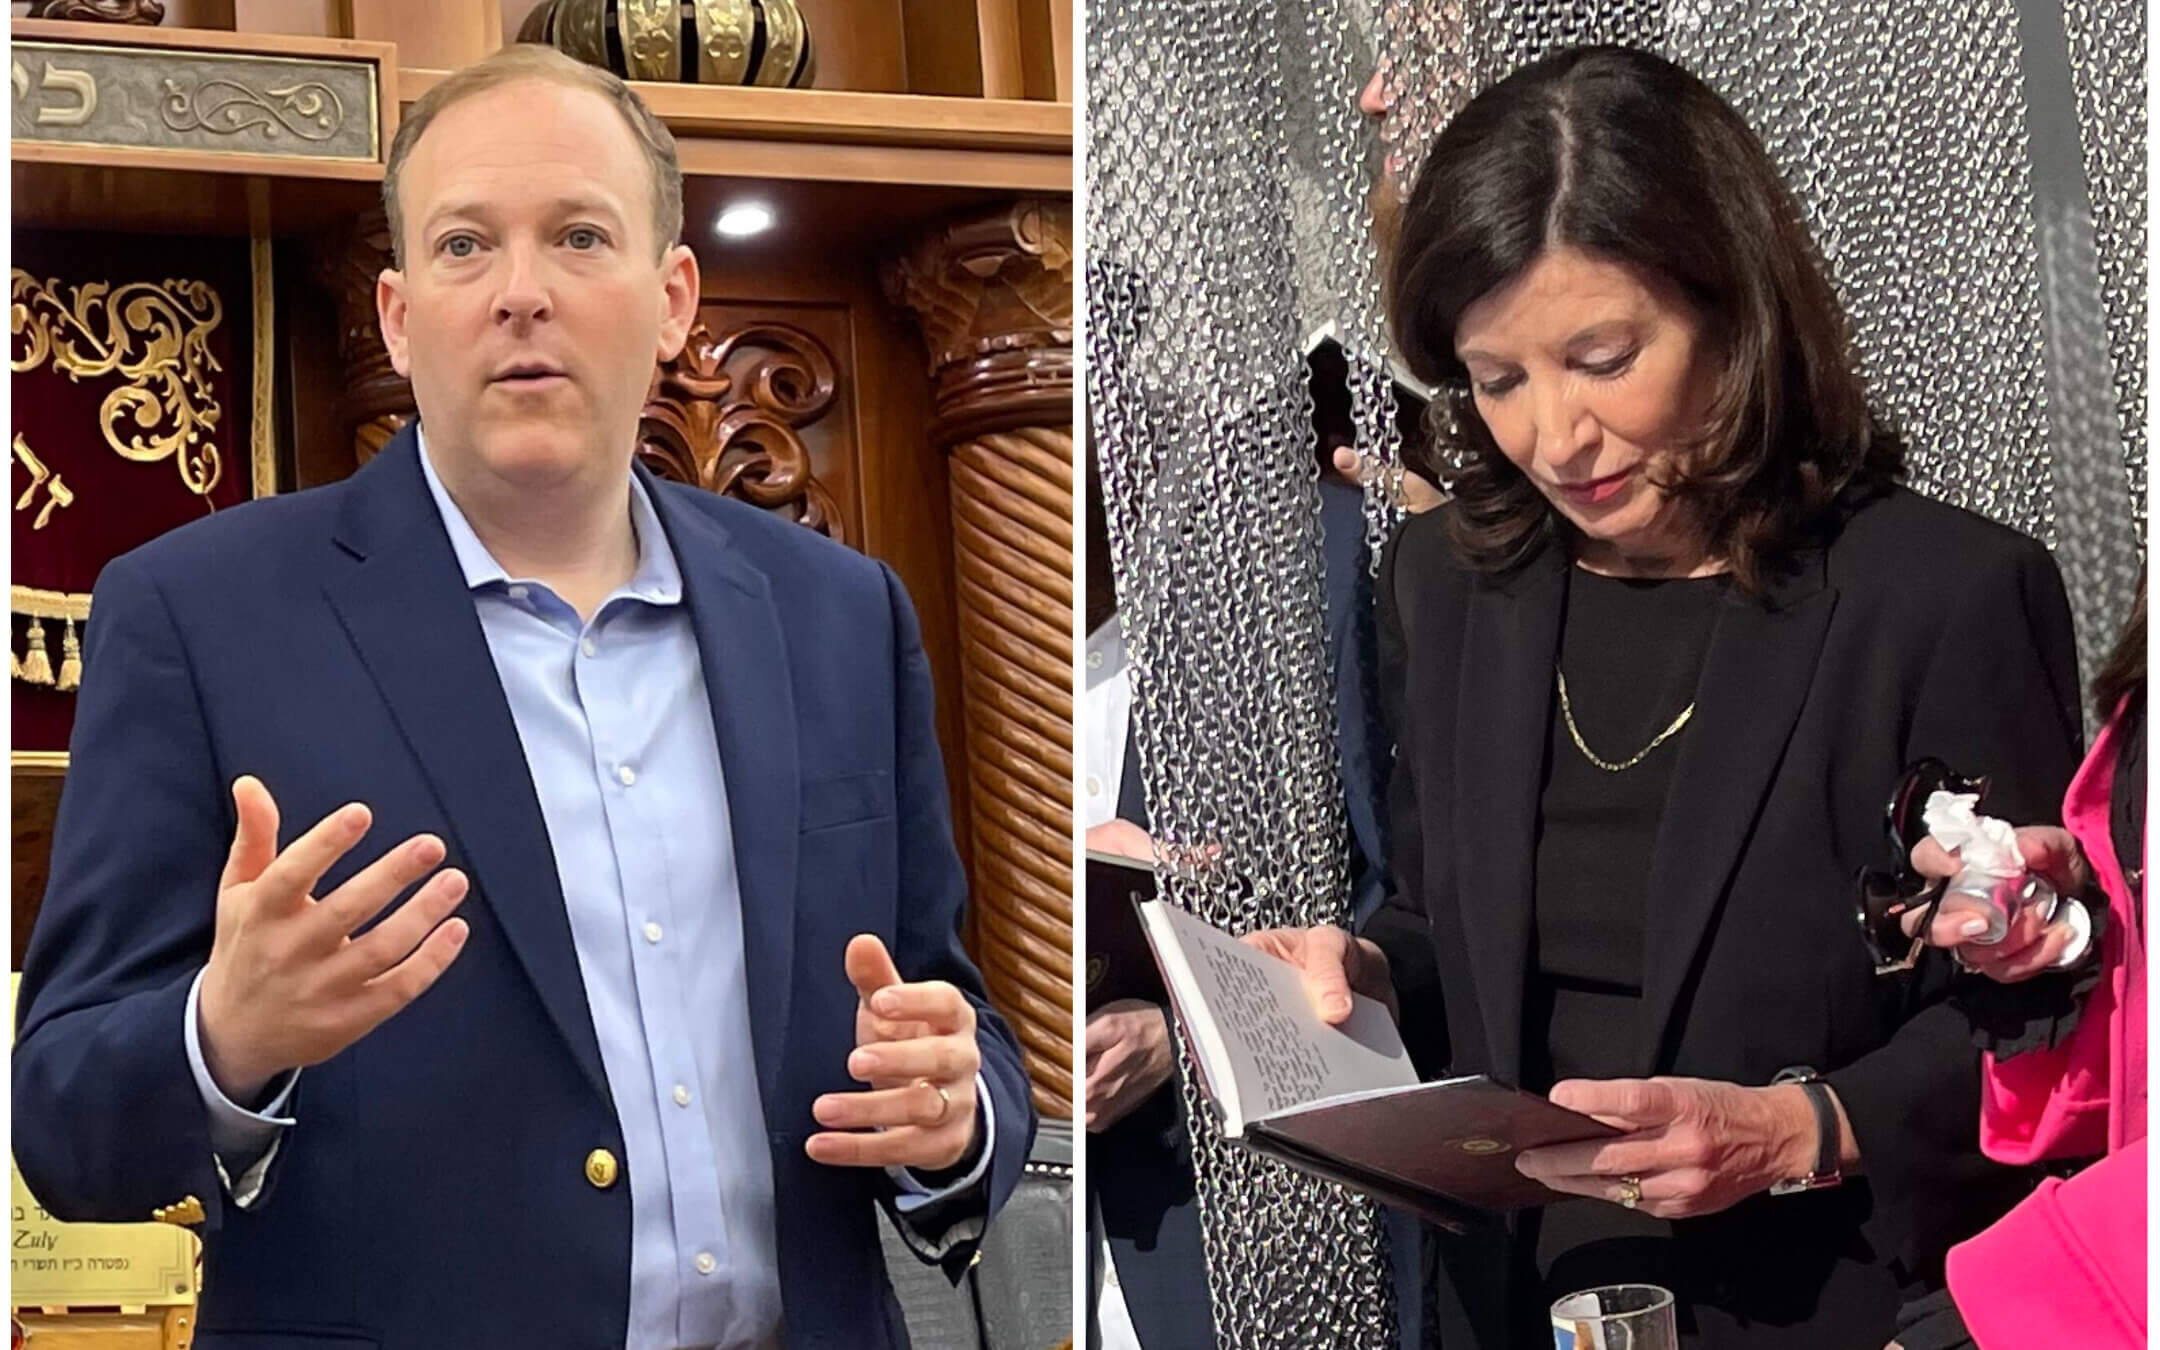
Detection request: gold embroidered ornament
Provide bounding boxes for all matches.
[11,269,227,500]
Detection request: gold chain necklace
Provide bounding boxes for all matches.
[1555,667,1696,772]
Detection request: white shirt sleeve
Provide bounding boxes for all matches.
[183,968,300,1207]
[888,1070,997,1210]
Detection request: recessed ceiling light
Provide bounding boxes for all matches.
[715,203,775,239]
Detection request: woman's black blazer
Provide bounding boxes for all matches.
[1365,485,2084,1324]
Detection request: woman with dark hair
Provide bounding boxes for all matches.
[1252,46,2085,1347]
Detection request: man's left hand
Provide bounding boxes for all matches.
[1084,999,1173,1132]
[806,934,982,1172]
[1513,1077,1826,1220]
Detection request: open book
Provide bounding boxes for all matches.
[1139,899,1618,1229]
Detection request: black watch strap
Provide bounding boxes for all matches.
[1769,1067,1842,1195]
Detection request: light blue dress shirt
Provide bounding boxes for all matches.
[186,432,990,1349]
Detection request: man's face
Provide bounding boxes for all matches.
[1358,67,1405,281]
[376,80,697,494]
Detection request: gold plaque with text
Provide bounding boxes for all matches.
[10,975,198,1307]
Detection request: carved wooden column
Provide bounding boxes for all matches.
[886,200,1074,1120]
[308,207,414,470]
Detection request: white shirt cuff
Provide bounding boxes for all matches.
[888,1071,996,1211]
[184,968,299,1206]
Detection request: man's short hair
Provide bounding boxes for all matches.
[382,43,684,269]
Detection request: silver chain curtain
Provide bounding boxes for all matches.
[1086,2,2144,1344]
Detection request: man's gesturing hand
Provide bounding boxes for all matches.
[807,934,982,1173]
[197,776,471,1104]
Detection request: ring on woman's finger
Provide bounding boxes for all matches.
[1615,1176,1643,1210]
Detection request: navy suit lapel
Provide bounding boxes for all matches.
[642,470,802,1115]
[322,427,611,1107]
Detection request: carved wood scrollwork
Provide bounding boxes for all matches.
[636,318,845,542]
[28,0,165,24]
[306,209,412,469]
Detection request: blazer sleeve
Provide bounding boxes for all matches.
[1821,532,2084,1275]
[1357,520,1452,1075]
[870,561,1038,1280]
[1945,1138,2146,1350]
[13,551,241,1229]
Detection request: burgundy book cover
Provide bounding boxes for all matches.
[1246,1077,1619,1224]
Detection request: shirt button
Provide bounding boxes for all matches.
[507,584,529,602]
[673,1084,692,1107]
[1086,775,1102,797]
[695,1251,717,1276]
[616,764,637,787]
[581,637,597,658]
[643,921,663,944]
[1087,650,1103,670]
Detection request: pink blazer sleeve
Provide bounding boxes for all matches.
[1946,1137,2146,1349]
[1977,703,2145,1165]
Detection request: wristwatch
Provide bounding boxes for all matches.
[1768,1066,1843,1196]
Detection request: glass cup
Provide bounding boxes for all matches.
[1551,1284,1678,1350]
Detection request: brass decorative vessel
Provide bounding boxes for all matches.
[519,0,815,89]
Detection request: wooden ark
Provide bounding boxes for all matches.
[11,5,1073,1335]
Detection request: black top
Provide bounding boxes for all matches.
[1525,569,1728,1088]
[2111,694,2145,922]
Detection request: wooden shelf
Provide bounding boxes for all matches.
[10,18,394,236]
[399,69,1068,152]
[398,69,1071,194]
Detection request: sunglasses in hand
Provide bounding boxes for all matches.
[1853,758,1991,976]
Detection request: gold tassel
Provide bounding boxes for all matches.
[57,616,81,691]
[10,647,19,680]
[20,617,54,686]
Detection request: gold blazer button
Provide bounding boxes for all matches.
[584,1148,619,1189]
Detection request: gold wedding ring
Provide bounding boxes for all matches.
[1617,1176,1643,1210]
[917,1077,952,1125]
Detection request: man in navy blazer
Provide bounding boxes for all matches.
[13,44,1033,1350]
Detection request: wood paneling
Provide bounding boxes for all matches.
[974,0,1023,99]
[18,14,385,56]
[10,159,382,235]
[791,0,908,93]
[232,0,339,34]
[1046,0,1069,100]
[690,238,973,878]
[163,0,239,26]
[899,0,983,97]
[279,237,356,490]
[1018,0,1062,102]
[14,767,66,969]
[673,138,1065,194]
[346,0,497,70]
